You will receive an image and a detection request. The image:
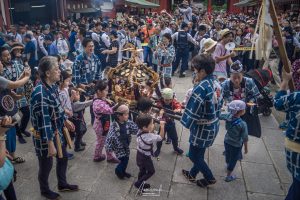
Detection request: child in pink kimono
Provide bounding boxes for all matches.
[93,80,119,163]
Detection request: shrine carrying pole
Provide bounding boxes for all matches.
[268,0,295,91]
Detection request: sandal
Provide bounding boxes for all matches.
[196,178,216,188]
[225,175,237,182]
[13,157,25,164]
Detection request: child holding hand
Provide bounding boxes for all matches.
[222,100,249,182]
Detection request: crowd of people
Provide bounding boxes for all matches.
[0,0,300,200]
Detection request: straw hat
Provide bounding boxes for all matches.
[203,38,217,52]
[219,28,232,39]
[10,42,24,52]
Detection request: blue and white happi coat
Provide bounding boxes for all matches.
[274,91,300,181]
[221,77,260,103]
[181,74,222,148]
[72,52,102,86]
[30,82,65,157]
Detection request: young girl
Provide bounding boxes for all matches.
[222,100,249,182]
[93,80,119,163]
[58,70,75,159]
[135,114,165,190]
[105,104,139,179]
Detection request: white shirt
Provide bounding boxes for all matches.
[38,34,48,56]
[137,132,162,156]
[56,38,69,55]
[179,7,192,23]
[9,32,22,43]
[92,32,111,48]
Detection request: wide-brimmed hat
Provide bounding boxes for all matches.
[10,42,24,52]
[203,38,217,52]
[219,28,233,39]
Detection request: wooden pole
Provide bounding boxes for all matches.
[268,0,295,91]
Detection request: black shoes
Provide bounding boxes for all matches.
[124,172,132,178]
[41,191,61,200]
[74,146,85,152]
[23,131,31,137]
[182,169,196,183]
[58,184,79,192]
[165,138,171,144]
[134,182,151,189]
[18,137,26,144]
[179,73,186,78]
[174,147,184,155]
[115,170,125,179]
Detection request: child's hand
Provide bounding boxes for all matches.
[159,120,166,128]
[174,109,182,114]
[159,109,164,117]
[244,148,248,154]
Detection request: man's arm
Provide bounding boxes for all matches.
[91,33,100,42]
[38,36,48,56]
[187,33,198,46]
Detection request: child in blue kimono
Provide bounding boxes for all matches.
[221,100,248,182]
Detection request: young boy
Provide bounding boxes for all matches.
[154,88,184,157]
[135,114,165,190]
[105,104,139,179]
[69,87,93,152]
[221,100,248,182]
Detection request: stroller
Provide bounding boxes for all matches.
[245,68,274,116]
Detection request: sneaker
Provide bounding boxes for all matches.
[224,175,237,182]
[134,182,151,189]
[67,153,74,160]
[74,146,85,152]
[41,191,61,200]
[196,178,217,187]
[153,150,160,157]
[22,131,31,137]
[165,138,171,144]
[179,73,186,78]
[115,170,125,179]
[18,137,27,144]
[182,169,196,183]
[124,172,132,178]
[107,157,120,163]
[279,121,288,130]
[58,184,79,192]
[174,147,184,155]
[93,155,106,162]
[80,141,86,146]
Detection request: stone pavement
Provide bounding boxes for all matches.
[13,75,291,200]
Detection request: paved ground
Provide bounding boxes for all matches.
[13,75,291,200]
